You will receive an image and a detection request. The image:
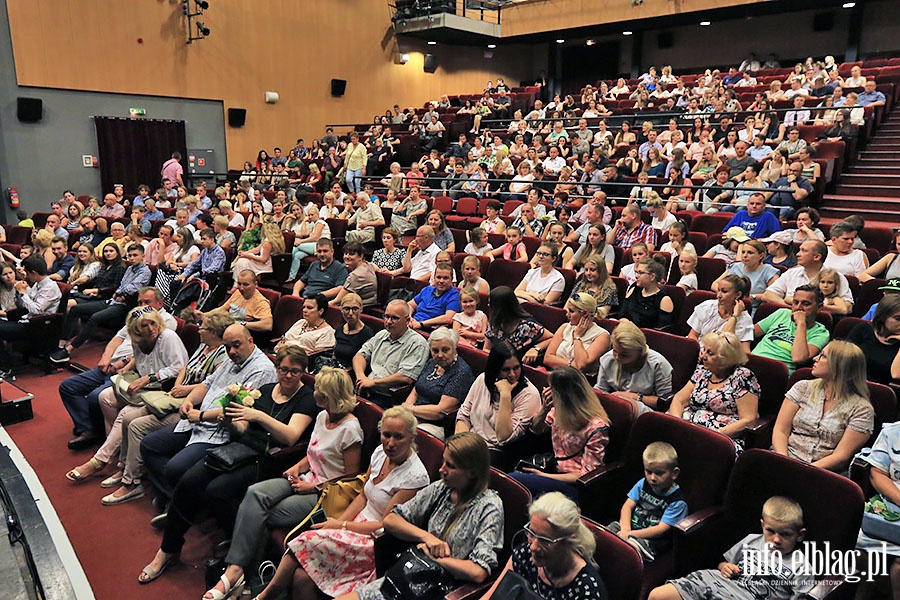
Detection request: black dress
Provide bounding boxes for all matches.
[620,285,674,329]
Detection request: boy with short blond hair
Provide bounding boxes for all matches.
[608,441,688,561]
[649,496,813,600]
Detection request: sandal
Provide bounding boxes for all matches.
[138,551,179,584]
[65,458,105,482]
[202,573,245,599]
[101,471,124,488]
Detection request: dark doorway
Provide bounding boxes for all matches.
[560,42,621,96]
[94,117,186,194]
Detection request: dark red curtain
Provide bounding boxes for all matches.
[94,117,186,194]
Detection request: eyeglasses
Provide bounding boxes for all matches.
[129,306,154,320]
[534,251,552,258]
[277,366,304,376]
[634,270,651,276]
[384,314,405,322]
[523,525,568,546]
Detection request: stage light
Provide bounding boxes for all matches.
[197,22,210,36]
[700,20,711,26]
[487,44,496,49]
[196,0,209,8]
[623,31,633,35]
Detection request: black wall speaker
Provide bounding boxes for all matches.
[657,32,674,49]
[331,79,347,97]
[17,98,42,123]
[424,54,437,73]
[227,108,247,128]
[813,12,834,31]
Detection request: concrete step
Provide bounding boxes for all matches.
[866,143,900,151]
[822,194,900,210]
[834,184,900,197]
[848,165,900,175]
[854,158,900,167]
[840,173,900,186]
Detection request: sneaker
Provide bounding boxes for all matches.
[49,348,70,364]
[629,537,656,563]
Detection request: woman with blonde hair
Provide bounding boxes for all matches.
[379,161,406,194]
[483,491,606,598]
[287,204,332,281]
[233,218,285,277]
[66,308,189,484]
[212,215,235,250]
[252,405,430,599]
[669,331,760,450]
[67,243,100,287]
[543,294,611,375]
[595,320,674,415]
[197,366,362,595]
[346,431,503,600]
[33,228,55,270]
[570,254,618,318]
[772,340,873,472]
[521,369,611,498]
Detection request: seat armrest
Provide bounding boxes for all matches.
[576,460,623,486]
[675,506,723,534]
[744,415,774,432]
[445,582,490,600]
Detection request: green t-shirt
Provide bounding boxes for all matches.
[752,308,830,373]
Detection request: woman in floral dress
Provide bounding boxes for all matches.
[668,331,760,451]
[253,406,429,599]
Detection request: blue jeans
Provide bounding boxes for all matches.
[346,168,363,193]
[288,242,318,279]
[140,424,214,501]
[508,471,578,501]
[59,366,112,435]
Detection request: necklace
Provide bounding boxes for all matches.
[426,359,455,381]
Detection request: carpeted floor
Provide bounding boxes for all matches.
[4,343,212,600]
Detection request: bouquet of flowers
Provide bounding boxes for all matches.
[218,383,262,409]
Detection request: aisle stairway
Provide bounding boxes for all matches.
[821,106,900,226]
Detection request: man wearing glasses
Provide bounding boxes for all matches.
[767,162,813,220]
[402,226,441,283]
[60,287,178,450]
[352,300,429,408]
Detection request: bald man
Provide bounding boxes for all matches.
[353,299,429,408]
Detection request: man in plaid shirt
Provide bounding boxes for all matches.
[607,204,658,251]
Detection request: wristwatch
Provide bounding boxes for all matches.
[148,373,159,384]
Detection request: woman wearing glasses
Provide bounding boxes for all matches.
[668,331,760,452]
[482,492,607,599]
[619,256,674,329]
[141,346,318,585]
[515,242,566,306]
[403,328,475,440]
[346,432,504,600]
[326,293,373,370]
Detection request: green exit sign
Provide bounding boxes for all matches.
[129,108,147,116]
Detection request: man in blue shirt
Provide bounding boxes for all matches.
[51,244,152,363]
[170,230,227,305]
[143,198,165,222]
[768,163,814,220]
[723,193,780,239]
[858,80,886,108]
[408,263,461,330]
[48,237,76,281]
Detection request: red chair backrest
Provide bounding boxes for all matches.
[271,295,304,338]
[583,518,643,600]
[642,327,699,392]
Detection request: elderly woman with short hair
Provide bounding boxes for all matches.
[403,327,475,439]
[668,331,760,451]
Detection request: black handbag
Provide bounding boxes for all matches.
[492,571,543,600]
[381,547,455,600]
[204,442,260,473]
[520,426,608,474]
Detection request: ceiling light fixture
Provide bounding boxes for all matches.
[487,44,496,49]
[623,30,633,35]
[700,20,711,26]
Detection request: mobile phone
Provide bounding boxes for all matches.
[515,460,539,472]
[309,508,327,525]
